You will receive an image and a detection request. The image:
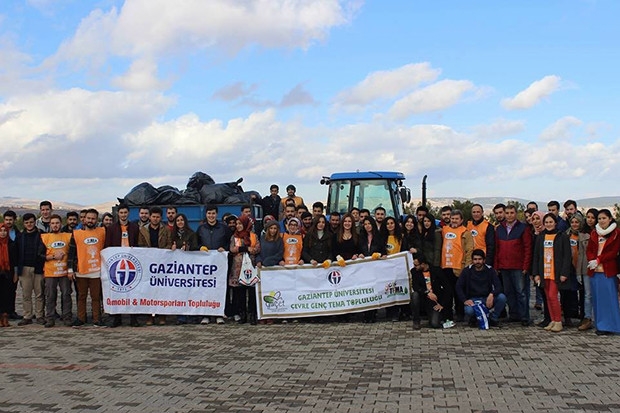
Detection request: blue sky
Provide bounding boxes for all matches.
[1,0,618,206]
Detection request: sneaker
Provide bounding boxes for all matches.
[233,315,241,322]
[44,320,55,328]
[442,320,455,329]
[489,319,500,328]
[145,317,154,326]
[412,320,421,330]
[36,318,46,325]
[17,318,33,326]
[72,319,85,327]
[216,317,225,325]
[200,317,210,325]
[92,321,106,328]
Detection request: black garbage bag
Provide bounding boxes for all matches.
[187,172,215,190]
[176,188,202,204]
[120,182,159,206]
[199,182,243,204]
[154,187,183,205]
[224,191,261,204]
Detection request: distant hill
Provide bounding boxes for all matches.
[0,197,114,218]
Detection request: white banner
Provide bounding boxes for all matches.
[101,247,228,316]
[256,252,413,319]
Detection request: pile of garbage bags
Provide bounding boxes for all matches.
[118,172,261,206]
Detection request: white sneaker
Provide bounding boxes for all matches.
[216,317,225,325]
[233,315,241,322]
[200,317,210,325]
[443,320,455,329]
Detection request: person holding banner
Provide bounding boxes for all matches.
[385,216,406,322]
[411,254,452,329]
[67,209,106,327]
[302,215,332,266]
[257,220,284,267]
[105,204,141,328]
[229,215,260,325]
[332,213,360,262]
[138,207,174,326]
[172,214,198,252]
[359,216,387,323]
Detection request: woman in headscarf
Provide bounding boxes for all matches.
[229,215,261,325]
[529,210,549,327]
[586,209,620,335]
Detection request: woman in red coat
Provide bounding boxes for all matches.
[586,209,620,335]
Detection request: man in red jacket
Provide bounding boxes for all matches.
[494,204,533,326]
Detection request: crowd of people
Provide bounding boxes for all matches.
[1,185,619,336]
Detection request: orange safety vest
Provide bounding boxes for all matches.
[466,220,489,253]
[441,226,467,270]
[282,233,303,265]
[41,232,72,277]
[543,234,556,279]
[73,227,106,274]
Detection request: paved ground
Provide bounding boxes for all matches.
[1,308,620,413]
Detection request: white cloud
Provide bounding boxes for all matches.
[501,75,562,110]
[48,0,356,73]
[280,83,317,107]
[0,88,173,178]
[333,62,440,109]
[111,58,170,91]
[539,116,583,141]
[212,82,259,102]
[472,118,526,140]
[388,79,475,119]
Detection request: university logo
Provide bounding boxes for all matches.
[107,253,143,292]
[328,270,342,285]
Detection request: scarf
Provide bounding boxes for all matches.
[596,222,617,237]
[235,215,253,246]
[532,211,545,235]
[0,224,10,272]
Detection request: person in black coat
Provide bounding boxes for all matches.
[358,216,386,323]
[410,254,452,329]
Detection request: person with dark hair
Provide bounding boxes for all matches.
[312,202,324,219]
[328,211,341,234]
[40,214,73,328]
[410,254,451,330]
[563,199,582,221]
[166,207,177,231]
[280,184,304,212]
[456,249,506,328]
[374,207,387,234]
[280,203,296,233]
[105,204,141,327]
[138,207,175,326]
[100,212,114,228]
[419,214,441,267]
[493,203,506,226]
[359,216,386,323]
[586,209,620,335]
[241,205,252,218]
[439,205,452,227]
[350,207,360,228]
[547,200,568,232]
[332,213,360,262]
[172,214,198,251]
[526,201,538,212]
[440,209,473,322]
[0,223,17,327]
[532,213,571,332]
[36,201,53,233]
[16,213,45,326]
[385,216,407,321]
[257,220,284,268]
[229,215,260,325]
[137,206,150,228]
[260,184,281,219]
[67,209,106,327]
[401,215,421,256]
[300,211,313,235]
[567,213,592,331]
[62,211,79,233]
[302,215,332,265]
[2,210,20,319]
[495,204,533,326]
[197,205,231,325]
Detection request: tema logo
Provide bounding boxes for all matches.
[107,253,143,292]
[470,229,479,237]
[328,270,342,285]
[445,233,457,240]
[84,237,100,245]
[263,291,285,310]
[384,281,408,297]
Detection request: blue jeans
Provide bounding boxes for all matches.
[464,294,507,321]
[502,270,529,321]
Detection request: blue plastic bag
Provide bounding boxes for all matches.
[472,300,489,330]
